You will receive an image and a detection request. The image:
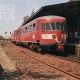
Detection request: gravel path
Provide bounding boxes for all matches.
[1,42,80,80]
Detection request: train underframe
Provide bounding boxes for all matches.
[13,40,65,53]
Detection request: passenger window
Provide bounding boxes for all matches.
[41,23,45,30]
[29,25,32,32]
[25,27,28,33]
[21,28,24,35]
[25,27,27,30]
[33,23,36,31]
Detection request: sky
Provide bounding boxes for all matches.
[0,0,69,37]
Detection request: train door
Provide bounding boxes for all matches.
[35,21,41,42]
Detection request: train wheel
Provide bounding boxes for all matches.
[31,44,42,52]
[27,43,42,52]
[27,43,31,49]
[14,41,17,45]
[29,43,34,50]
[37,45,42,52]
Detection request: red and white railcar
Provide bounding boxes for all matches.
[11,16,67,51]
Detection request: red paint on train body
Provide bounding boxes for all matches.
[11,16,67,51]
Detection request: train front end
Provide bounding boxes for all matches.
[39,16,66,51]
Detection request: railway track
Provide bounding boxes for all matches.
[20,51,80,80]
[61,56,80,63]
[11,42,80,64]
[1,40,80,64]
[1,41,80,80]
[48,54,80,64]
[3,42,80,80]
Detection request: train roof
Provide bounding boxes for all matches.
[36,16,66,20]
[22,1,80,26]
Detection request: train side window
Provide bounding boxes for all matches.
[41,23,45,30]
[33,23,36,31]
[21,28,24,35]
[29,25,32,32]
[23,28,25,34]
[25,27,28,33]
[25,27,27,30]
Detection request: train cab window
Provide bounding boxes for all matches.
[46,23,51,30]
[41,23,46,30]
[56,22,61,30]
[61,23,65,31]
[51,23,55,30]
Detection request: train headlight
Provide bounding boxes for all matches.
[61,34,64,38]
[52,35,56,39]
[62,34,66,39]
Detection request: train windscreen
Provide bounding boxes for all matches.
[41,23,51,30]
[51,22,65,31]
[41,22,65,31]
[46,23,51,30]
